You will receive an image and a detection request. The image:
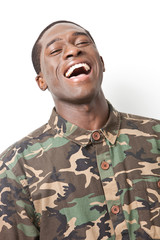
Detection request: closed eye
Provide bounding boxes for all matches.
[50,49,62,56]
[76,41,90,47]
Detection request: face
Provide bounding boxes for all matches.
[37,23,105,104]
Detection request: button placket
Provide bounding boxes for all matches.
[94,136,128,234]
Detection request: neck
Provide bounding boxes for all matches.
[54,91,109,131]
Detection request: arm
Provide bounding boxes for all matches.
[0,160,40,240]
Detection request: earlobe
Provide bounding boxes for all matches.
[100,56,105,72]
[35,74,48,91]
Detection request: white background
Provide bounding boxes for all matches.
[0,0,160,153]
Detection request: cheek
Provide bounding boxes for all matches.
[47,68,63,93]
[94,57,103,78]
[41,63,57,83]
[41,54,55,74]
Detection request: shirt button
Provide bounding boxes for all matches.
[92,131,101,141]
[101,161,110,170]
[157,180,160,188]
[111,205,120,215]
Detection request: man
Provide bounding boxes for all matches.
[0,20,160,240]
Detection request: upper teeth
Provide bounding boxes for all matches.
[65,63,90,78]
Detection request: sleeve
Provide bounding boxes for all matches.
[0,158,40,240]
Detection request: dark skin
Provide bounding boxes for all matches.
[36,23,109,130]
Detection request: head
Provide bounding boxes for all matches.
[32,20,105,104]
[32,20,95,75]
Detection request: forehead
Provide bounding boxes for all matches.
[40,23,87,46]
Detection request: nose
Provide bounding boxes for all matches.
[63,44,82,60]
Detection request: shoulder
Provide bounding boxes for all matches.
[0,122,54,169]
[119,111,160,137]
[120,111,160,126]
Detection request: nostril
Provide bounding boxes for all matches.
[66,54,73,59]
[77,50,82,56]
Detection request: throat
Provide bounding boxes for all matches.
[55,97,109,131]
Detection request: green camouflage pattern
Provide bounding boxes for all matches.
[0,102,160,239]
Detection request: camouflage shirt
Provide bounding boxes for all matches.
[0,102,160,240]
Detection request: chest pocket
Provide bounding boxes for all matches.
[133,179,160,239]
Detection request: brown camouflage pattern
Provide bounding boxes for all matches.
[0,102,160,239]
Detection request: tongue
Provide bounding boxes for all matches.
[70,67,88,78]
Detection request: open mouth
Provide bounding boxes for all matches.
[65,63,91,78]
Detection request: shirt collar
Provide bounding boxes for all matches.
[48,101,120,146]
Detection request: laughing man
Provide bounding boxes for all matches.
[0,20,160,240]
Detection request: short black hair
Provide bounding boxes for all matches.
[31,20,95,74]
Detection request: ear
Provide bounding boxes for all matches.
[35,73,48,91]
[100,56,105,72]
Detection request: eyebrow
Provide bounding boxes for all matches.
[46,32,89,48]
[46,38,62,48]
[72,32,89,37]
